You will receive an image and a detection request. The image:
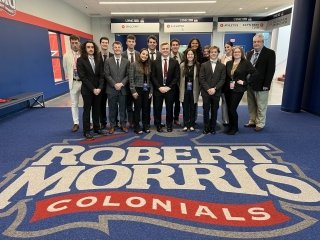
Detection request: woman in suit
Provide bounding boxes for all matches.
[129,48,153,134]
[179,48,200,131]
[77,40,104,139]
[224,46,256,135]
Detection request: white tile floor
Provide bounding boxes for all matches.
[46,79,284,107]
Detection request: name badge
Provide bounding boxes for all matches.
[73,69,78,78]
[143,82,149,91]
[187,82,192,91]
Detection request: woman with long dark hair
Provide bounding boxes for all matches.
[129,48,153,134]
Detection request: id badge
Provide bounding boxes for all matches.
[187,82,192,91]
[73,69,78,78]
[143,82,149,91]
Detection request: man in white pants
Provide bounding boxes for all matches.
[63,35,82,132]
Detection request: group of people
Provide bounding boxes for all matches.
[63,33,275,140]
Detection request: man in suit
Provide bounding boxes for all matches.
[151,42,180,132]
[77,40,104,139]
[105,41,130,134]
[99,37,114,129]
[170,39,184,126]
[199,46,226,134]
[122,34,140,128]
[147,35,161,61]
[245,33,276,132]
[62,35,82,132]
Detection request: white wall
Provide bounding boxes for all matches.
[15,0,91,34]
[274,25,291,78]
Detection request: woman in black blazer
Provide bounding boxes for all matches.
[224,46,256,135]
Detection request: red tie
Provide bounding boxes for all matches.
[163,59,168,85]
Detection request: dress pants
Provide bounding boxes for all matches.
[108,93,127,128]
[202,93,220,131]
[70,81,82,124]
[153,90,175,128]
[225,90,244,131]
[182,90,196,128]
[100,89,108,126]
[220,93,229,124]
[82,93,101,133]
[246,87,269,128]
[133,87,151,130]
[173,84,181,121]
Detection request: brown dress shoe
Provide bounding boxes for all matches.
[254,127,263,132]
[122,127,129,133]
[244,123,256,128]
[109,127,115,134]
[71,124,79,132]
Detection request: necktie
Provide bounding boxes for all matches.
[89,57,95,73]
[174,55,177,60]
[163,59,168,85]
[116,59,120,69]
[151,52,155,61]
[103,54,107,62]
[130,53,134,63]
[252,52,259,66]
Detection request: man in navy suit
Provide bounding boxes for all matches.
[199,46,226,134]
[245,33,276,132]
[105,41,130,134]
[151,42,180,132]
[77,41,104,139]
[122,34,140,128]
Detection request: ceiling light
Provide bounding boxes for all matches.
[100,1,216,4]
[265,7,269,10]
[111,11,207,15]
[239,8,243,10]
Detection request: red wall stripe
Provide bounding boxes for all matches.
[0,10,93,39]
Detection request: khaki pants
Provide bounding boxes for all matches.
[246,87,269,128]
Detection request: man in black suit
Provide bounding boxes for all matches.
[151,42,180,132]
[105,41,130,134]
[122,34,140,128]
[199,46,226,134]
[245,33,276,132]
[147,35,161,61]
[99,37,114,129]
[77,41,104,139]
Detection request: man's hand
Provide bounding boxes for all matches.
[207,87,216,95]
[132,92,139,99]
[114,83,124,91]
[93,88,101,95]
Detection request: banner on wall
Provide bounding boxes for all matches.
[164,18,213,33]
[218,8,292,32]
[111,18,159,33]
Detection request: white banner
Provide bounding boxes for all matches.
[111,23,159,33]
[164,22,213,33]
[217,22,267,32]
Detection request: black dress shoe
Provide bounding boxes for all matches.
[94,129,103,135]
[244,123,256,128]
[210,129,216,134]
[157,126,163,132]
[167,127,173,132]
[84,133,94,140]
[254,127,263,132]
[202,129,210,134]
[143,128,150,133]
[160,123,165,127]
[227,129,239,135]
[71,124,79,132]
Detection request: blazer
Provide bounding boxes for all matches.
[199,60,226,97]
[122,50,140,63]
[151,57,180,93]
[225,59,257,93]
[99,52,114,89]
[129,61,153,94]
[77,56,104,96]
[179,63,200,104]
[63,51,80,90]
[104,56,130,96]
[171,52,184,64]
[246,46,276,91]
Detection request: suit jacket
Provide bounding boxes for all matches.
[171,52,184,64]
[199,60,226,97]
[63,51,80,90]
[247,46,276,91]
[122,50,140,63]
[104,56,130,96]
[99,52,114,90]
[151,57,180,94]
[77,56,104,96]
[225,59,257,93]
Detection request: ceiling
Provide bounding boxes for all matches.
[62,0,294,18]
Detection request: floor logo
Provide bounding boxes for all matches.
[0,132,319,238]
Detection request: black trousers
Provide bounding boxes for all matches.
[225,90,244,131]
[202,93,220,131]
[182,90,196,127]
[82,93,101,133]
[133,87,151,129]
[153,89,175,128]
[100,90,107,125]
[173,84,181,121]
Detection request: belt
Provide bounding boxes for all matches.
[73,78,81,81]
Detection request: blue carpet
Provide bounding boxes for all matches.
[0,106,319,240]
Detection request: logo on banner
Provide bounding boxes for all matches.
[0,0,16,16]
[0,133,319,238]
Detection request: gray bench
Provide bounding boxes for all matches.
[0,92,45,110]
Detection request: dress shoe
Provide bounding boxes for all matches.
[71,124,79,132]
[109,127,115,134]
[183,126,188,131]
[174,120,181,126]
[202,129,210,134]
[134,129,143,134]
[121,127,129,133]
[143,127,151,133]
[244,123,256,128]
[84,133,94,140]
[101,124,107,129]
[167,127,173,132]
[157,126,163,132]
[223,123,229,127]
[226,129,239,135]
[160,123,166,127]
[254,127,263,132]
[190,126,195,132]
[210,129,216,134]
[94,129,103,135]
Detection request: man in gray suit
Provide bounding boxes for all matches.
[105,41,130,134]
[199,46,226,134]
